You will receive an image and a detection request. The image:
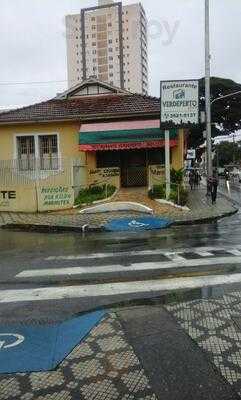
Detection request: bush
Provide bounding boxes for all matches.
[148,181,188,206]
[178,186,188,206]
[170,168,184,185]
[75,185,116,206]
[148,184,166,200]
[169,185,188,206]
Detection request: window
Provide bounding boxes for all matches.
[39,135,58,170]
[92,42,96,46]
[91,17,95,21]
[17,136,35,171]
[16,134,59,171]
[108,23,112,27]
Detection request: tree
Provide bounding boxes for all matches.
[213,142,241,168]
[189,77,241,149]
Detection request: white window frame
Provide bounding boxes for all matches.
[14,132,61,174]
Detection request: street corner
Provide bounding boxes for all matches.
[0,309,106,374]
[103,216,173,232]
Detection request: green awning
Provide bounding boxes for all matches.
[79,128,178,145]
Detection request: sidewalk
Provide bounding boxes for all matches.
[0,287,240,400]
[0,187,238,232]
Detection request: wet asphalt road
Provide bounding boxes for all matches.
[0,183,240,321]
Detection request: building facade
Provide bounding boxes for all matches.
[66,0,148,94]
[0,79,185,212]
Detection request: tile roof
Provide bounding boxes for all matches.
[0,94,160,124]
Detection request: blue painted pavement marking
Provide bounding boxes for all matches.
[104,216,172,232]
[0,310,105,373]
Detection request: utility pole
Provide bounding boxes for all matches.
[205,0,213,179]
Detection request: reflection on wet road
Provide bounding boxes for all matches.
[0,210,240,260]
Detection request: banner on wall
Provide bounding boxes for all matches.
[38,186,74,211]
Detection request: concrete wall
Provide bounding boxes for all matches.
[88,167,120,188]
[0,122,86,212]
[0,121,84,162]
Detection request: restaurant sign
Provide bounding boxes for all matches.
[160,80,199,127]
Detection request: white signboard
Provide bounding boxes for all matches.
[187,149,196,160]
[161,80,199,126]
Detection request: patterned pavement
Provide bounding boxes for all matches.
[0,314,157,400]
[166,290,241,398]
[0,289,240,399]
[0,187,237,232]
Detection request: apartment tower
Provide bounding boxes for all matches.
[66,0,148,94]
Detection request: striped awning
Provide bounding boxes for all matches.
[79,120,178,151]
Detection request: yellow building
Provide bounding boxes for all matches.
[0,79,186,212]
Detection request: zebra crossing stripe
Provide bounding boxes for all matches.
[16,256,241,278]
[44,246,241,262]
[1,273,241,303]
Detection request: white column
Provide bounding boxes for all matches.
[165,130,171,199]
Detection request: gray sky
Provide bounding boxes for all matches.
[1,0,241,108]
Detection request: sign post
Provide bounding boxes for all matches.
[160,80,199,199]
[165,130,170,199]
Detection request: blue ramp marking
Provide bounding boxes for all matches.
[104,216,172,232]
[0,310,105,374]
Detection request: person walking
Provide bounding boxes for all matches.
[211,171,219,204]
[189,170,195,190]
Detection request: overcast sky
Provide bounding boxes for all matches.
[1,0,241,108]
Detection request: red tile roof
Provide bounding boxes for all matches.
[0,94,160,124]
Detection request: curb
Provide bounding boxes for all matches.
[173,207,238,226]
[0,206,238,233]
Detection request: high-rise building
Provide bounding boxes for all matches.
[66,0,148,94]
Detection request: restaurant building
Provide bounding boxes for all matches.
[0,78,186,212]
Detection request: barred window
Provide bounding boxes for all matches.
[17,136,35,171]
[39,135,58,170]
[16,134,59,171]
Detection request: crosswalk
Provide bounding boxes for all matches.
[1,245,241,305]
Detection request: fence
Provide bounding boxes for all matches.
[0,158,85,212]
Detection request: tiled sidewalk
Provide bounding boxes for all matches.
[0,188,238,232]
[0,289,240,400]
[0,314,157,400]
[166,290,241,397]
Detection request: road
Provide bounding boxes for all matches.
[0,194,241,400]
[0,200,240,322]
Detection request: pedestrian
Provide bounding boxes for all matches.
[206,176,212,197]
[211,171,219,204]
[194,169,201,188]
[189,170,195,190]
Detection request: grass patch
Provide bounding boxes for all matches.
[75,185,116,206]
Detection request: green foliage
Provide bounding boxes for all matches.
[170,168,184,184]
[178,186,189,206]
[75,185,116,206]
[213,142,241,167]
[169,186,188,206]
[189,77,241,150]
[148,184,166,200]
[148,183,188,206]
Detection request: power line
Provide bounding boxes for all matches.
[0,79,69,87]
